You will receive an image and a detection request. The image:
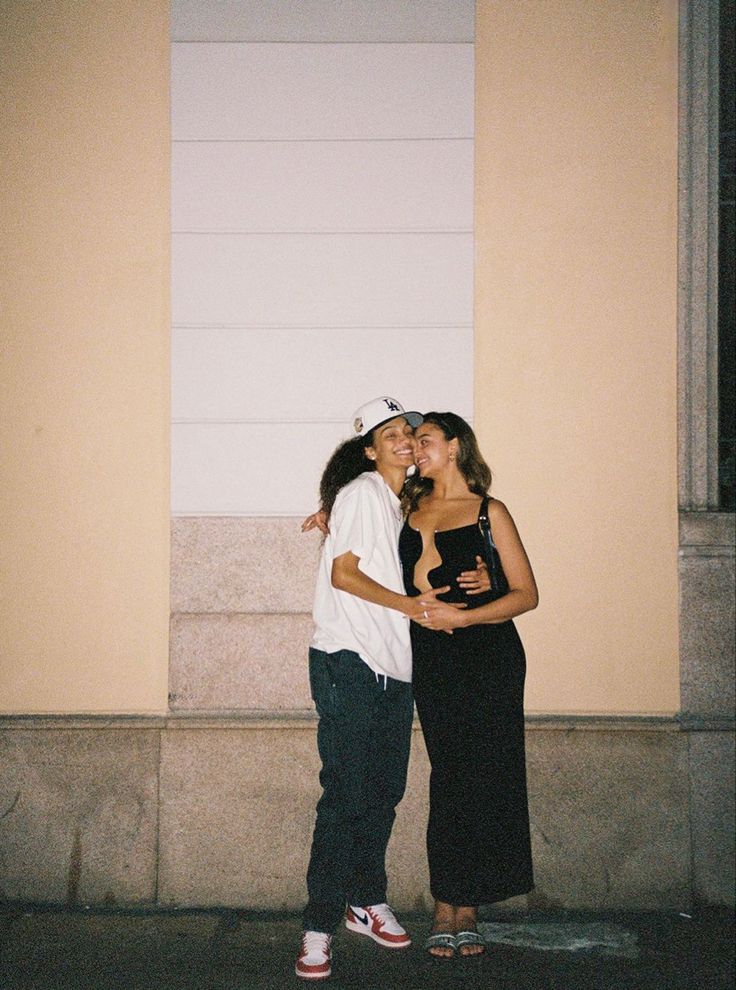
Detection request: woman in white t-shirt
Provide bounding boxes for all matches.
[296,397,486,981]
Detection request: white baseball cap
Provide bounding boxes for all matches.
[352,397,423,437]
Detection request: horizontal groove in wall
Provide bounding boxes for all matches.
[1,713,719,732]
[170,609,311,617]
[178,517,301,526]
[172,323,473,330]
[171,38,474,48]
[678,713,736,731]
[679,546,735,557]
[171,418,377,425]
[173,136,474,143]
[171,228,473,235]
[170,511,322,518]
[170,2,475,45]
[171,417,476,426]
[172,231,472,239]
[173,42,473,46]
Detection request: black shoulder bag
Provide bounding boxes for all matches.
[478,496,509,596]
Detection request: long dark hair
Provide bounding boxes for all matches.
[402,411,492,514]
[319,431,376,520]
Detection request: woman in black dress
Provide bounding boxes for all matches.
[398,412,538,958]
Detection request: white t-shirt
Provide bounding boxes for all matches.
[311,471,412,683]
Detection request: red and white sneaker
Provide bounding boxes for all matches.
[345,903,411,949]
[295,930,332,980]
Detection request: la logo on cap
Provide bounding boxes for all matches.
[351,397,423,437]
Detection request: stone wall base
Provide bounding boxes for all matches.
[0,715,733,911]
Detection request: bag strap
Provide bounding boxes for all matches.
[478,496,496,548]
[478,495,501,591]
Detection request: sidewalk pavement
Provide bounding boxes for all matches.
[1,903,733,990]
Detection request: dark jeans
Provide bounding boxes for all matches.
[302,648,414,935]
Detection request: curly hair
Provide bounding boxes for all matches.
[319,431,377,520]
[402,411,492,515]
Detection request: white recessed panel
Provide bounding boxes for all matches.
[172,1,474,43]
[172,233,473,327]
[171,44,474,141]
[172,327,473,421]
[172,140,473,232]
[172,422,353,515]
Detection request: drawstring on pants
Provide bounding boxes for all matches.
[375,672,388,691]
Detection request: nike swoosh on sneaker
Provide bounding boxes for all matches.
[351,909,370,926]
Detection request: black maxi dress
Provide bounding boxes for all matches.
[398,498,534,906]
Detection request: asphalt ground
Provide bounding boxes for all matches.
[0,904,733,990]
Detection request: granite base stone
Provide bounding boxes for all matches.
[171,517,320,614]
[678,512,736,717]
[0,718,713,912]
[526,729,690,911]
[169,612,314,710]
[157,724,432,911]
[0,729,159,905]
[688,731,736,906]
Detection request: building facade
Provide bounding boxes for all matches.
[1,0,733,910]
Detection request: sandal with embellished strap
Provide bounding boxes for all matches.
[455,930,486,956]
[424,932,457,958]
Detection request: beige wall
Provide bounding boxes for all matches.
[0,0,681,716]
[0,1,170,713]
[475,0,680,713]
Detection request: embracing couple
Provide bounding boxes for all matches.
[296,396,538,980]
